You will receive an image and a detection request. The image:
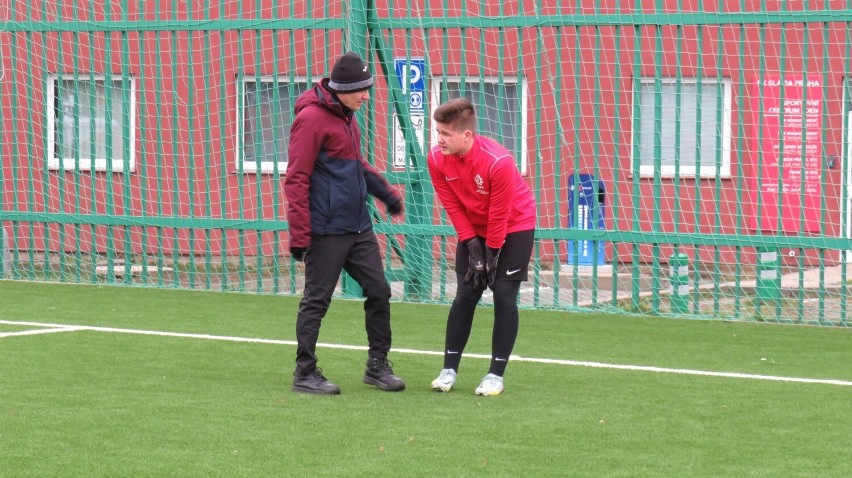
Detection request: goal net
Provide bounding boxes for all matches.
[1,1,850,325]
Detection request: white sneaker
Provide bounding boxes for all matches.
[431,368,457,392]
[474,373,504,396]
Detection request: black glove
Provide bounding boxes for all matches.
[290,247,306,262]
[386,198,403,216]
[463,238,487,290]
[486,247,501,289]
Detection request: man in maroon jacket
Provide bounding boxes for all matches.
[284,52,405,395]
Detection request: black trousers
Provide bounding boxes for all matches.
[295,231,392,375]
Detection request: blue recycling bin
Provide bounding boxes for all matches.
[566,173,606,265]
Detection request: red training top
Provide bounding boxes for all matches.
[427,135,536,250]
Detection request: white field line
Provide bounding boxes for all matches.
[0,325,84,338]
[2,319,851,387]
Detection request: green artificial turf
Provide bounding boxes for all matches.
[1,281,850,477]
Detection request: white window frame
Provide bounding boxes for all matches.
[632,77,732,178]
[236,76,310,174]
[46,74,137,172]
[430,76,529,174]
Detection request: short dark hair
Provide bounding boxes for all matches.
[432,98,477,134]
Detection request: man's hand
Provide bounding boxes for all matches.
[463,238,487,290]
[290,247,307,262]
[386,198,403,216]
[485,247,501,289]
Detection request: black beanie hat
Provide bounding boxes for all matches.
[328,52,374,93]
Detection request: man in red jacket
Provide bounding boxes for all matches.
[427,98,536,396]
[284,52,405,395]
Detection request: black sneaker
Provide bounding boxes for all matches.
[363,357,406,391]
[292,368,341,395]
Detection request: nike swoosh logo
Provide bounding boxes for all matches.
[494,357,507,362]
[506,269,521,275]
[446,350,459,354]
[445,177,459,181]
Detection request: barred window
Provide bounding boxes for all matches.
[48,75,136,172]
[238,77,310,173]
[431,77,529,173]
[633,78,732,178]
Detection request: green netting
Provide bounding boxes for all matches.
[1,1,852,326]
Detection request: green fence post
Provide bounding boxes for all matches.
[669,253,690,313]
[340,0,370,299]
[371,35,432,300]
[756,248,782,303]
[1,227,8,278]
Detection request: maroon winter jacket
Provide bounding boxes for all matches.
[284,79,401,249]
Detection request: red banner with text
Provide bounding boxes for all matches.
[749,77,822,233]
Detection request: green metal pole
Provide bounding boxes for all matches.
[341,0,369,298]
[669,253,690,314]
[370,10,432,300]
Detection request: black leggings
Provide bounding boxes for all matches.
[442,277,522,377]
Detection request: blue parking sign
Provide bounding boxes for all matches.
[394,58,425,112]
[392,58,426,168]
